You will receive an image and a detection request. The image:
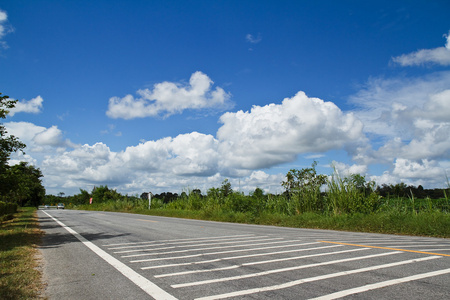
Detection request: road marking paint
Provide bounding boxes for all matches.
[309,267,450,300]
[194,256,440,300]
[242,248,369,266]
[137,219,158,222]
[172,251,403,288]
[115,245,179,254]
[104,234,255,247]
[115,237,283,254]
[155,248,368,278]
[370,244,449,248]
[131,241,320,263]
[319,240,450,257]
[122,238,287,258]
[109,235,269,250]
[41,211,177,300]
[142,242,327,270]
[156,265,241,277]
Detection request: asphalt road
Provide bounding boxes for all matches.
[37,209,450,300]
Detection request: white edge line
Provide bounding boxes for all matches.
[41,210,177,300]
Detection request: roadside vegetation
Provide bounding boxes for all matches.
[0,207,44,299]
[0,93,46,299]
[55,162,450,238]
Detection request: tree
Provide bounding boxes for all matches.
[281,161,327,194]
[0,93,29,203]
[220,179,233,197]
[3,162,45,206]
[0,93,26,172]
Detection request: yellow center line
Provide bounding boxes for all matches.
[137,219,158,223]
[319,240,450,257]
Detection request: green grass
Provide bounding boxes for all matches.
[75,199,450,238]
[0,207,44,300]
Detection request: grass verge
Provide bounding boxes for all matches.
[0,207,44,300]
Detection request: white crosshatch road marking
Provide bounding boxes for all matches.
[193,256,441,300]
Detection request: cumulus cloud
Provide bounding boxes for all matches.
[392,30,450,66]
[106,72,232,119]
[9,96,44,116]
[5,122,71,152]
[218,91,365,170]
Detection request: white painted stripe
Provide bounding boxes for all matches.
[41,211,177,300]
[194,256,440,300]
[173,251,403,288]
[122,238,287,258]
[156,265,241,278]
[154,248,368,278]
[116,245,178,253]
[104,234,254,247]
[242,248,369,266]
[309,267,450,300]
[109,235,266,250]
[115,237,283,254]
[131,241,321,263]
[142,242,328,270]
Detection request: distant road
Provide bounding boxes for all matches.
[38,209,450,299]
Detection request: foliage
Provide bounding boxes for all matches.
[326,168,380,214]
[1,162,45,207]
[281,161,327,214]
[0,93,45,207]
[0,93,26,173]
[0,202,18,220]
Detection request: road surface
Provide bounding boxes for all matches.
[38,209,450,299]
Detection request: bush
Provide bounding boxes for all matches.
[0,201,18,217]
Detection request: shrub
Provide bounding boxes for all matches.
[0,201,18,217]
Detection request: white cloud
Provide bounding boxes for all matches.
[332,161,368,178]
[392,30,450,66]
[121,132,219,176]
[246,33,262,44]
[0,9,13,49]
[349,72,450,137]
[5,122,71,152]
[348,70,450,187]
[106,72,232,119]
[392,158,446,179]
[370,158,449,188]
[218,91,365,170]
[8,96,44,116]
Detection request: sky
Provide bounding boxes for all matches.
[1,0,450,196]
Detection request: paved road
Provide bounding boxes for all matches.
[38,209,450,299]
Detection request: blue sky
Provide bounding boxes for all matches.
[1,1,450,195]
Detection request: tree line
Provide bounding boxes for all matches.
[0,93,45,209]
